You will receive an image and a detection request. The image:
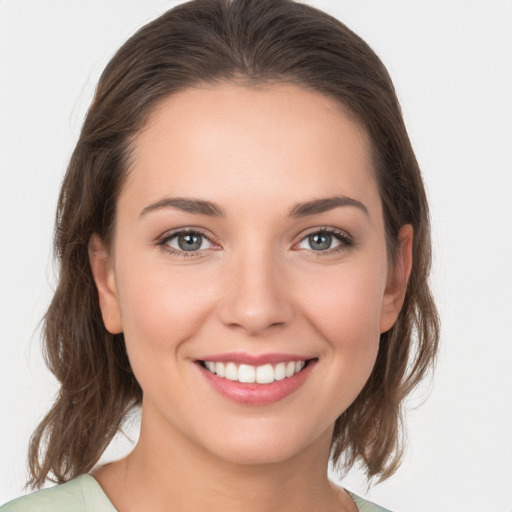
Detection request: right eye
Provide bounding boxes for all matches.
[161,231,215,254]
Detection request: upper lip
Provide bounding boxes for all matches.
[196,352,314,366]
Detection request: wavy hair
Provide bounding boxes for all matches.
[28,0,439,488]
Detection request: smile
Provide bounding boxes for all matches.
[200,360,307,384]
[196,354,317,405]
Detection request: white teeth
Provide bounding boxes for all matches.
[225,362,238,381]
[202,359,308,384]
[215,362,225,377]
[274,362,286,381]
[256,364,274,384]
[238,364,256,383]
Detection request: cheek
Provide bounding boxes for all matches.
[302,262,386,348]
[298,257,387,405]
[279,274,383,432]
[115,258,217,356]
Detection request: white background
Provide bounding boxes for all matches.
[1,1,511,510]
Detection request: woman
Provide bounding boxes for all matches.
[1,0,439,510]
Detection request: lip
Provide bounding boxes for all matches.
[195,354,317,406]
[197,352,311,365]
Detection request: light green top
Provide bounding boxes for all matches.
[1,475,392,512]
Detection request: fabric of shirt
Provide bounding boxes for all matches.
[0,474,392,512]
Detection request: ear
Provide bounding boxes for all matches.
[380,224,413,333]
[89,234,123,334]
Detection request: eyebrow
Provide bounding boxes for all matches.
[139,197,225,217]
[289,195,369,218]
[139,195,368,219]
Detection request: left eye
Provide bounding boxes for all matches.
[164,232,214,252]
[297,232,343,251]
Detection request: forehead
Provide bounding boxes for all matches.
[121,83,380,219]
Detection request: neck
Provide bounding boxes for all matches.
[94,405,354,512]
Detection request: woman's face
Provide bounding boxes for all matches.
[92,83,410,465]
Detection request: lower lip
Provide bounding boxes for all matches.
[197,360,316,405]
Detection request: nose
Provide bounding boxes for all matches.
[217,247,295,337]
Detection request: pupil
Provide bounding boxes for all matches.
[178,234,202,251]
[309,233,331,251]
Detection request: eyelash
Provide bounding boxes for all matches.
[156,227,354,258]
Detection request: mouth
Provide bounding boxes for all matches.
[195,355,317,405]
[198,359,311,384]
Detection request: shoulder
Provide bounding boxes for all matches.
[347,490,394,512]
[0,475,116,512]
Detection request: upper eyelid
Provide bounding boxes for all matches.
[296,226,353,241]
[158,227,216,243]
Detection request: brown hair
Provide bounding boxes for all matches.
[28,0,439,488]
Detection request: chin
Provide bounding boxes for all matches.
[198,418,332,467]
[211,442,305,467]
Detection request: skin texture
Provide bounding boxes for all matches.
[90,83,412,512]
